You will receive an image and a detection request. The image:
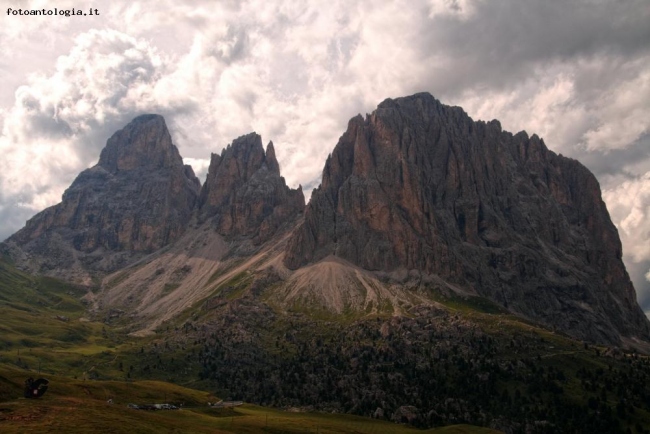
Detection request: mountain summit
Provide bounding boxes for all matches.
[198,132,304,244]
[284,93,649,345]
[2,114,200,283]
[98,114,187,173]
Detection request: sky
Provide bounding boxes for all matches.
[1,0,649,310]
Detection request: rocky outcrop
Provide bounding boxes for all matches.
[284,92,650,345]
[198,133,304,244]
[2,114,200,282]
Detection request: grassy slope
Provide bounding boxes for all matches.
[0,260,126,380]
[0,260,497,433]
[4,256,650,432]
[0,366,496,433]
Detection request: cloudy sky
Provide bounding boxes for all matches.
[1,0,649,309]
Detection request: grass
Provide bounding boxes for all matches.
[6,257,643,432]
[425,288,508,315]
[218,271,253,298]
[0,364,221,433]
[0,259,129,379]
[0,362,499,433]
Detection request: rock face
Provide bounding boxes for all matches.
[198,133,304,244]
[3,114,200,281]
[284,93,650,345]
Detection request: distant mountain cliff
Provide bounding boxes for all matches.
[198,133,304,244]
[2,93,648,346]
[2,115,200,283]
[284,93,650,345]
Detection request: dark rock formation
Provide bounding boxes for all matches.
[198,133,304,244]
[285,92,650,345]
[3,114,200,280]
[24,378,49,399]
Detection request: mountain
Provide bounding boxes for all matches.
[93,133,304,334]
[284,93,650,346]
[198,133,304,245]
[2,94,648,347]
[1,114,200,285]
[4,97,650,432]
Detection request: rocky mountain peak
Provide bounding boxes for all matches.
[265,141,280,175]
[198,133,304,243]
[2,114,200,283]
[98,114,182,173]
[284,92,650,345]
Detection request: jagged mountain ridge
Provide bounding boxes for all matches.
[1,115,305,286]
[198,132,305,244]
[285,93,650,345]
[2,93,649,347]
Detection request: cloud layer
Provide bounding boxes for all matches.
[1,0,649,305]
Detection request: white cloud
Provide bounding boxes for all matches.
[183,157,211,182]
[427,0,481,19]
[454,70,591,153]
[603,173,650,264]
[603,172,650,302]
[0,28,195,240]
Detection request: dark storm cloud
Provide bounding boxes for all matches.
[413,0,650,96]
[21,111,73,141]
[570,134,650,182]
[0,206,34,242]
[205,25,251,64]
[0,189,49,242]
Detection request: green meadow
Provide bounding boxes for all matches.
[0,259,498,433]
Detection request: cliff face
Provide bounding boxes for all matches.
[198,133,304,244]
[284,93,650,345]
[3,114,200,280]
